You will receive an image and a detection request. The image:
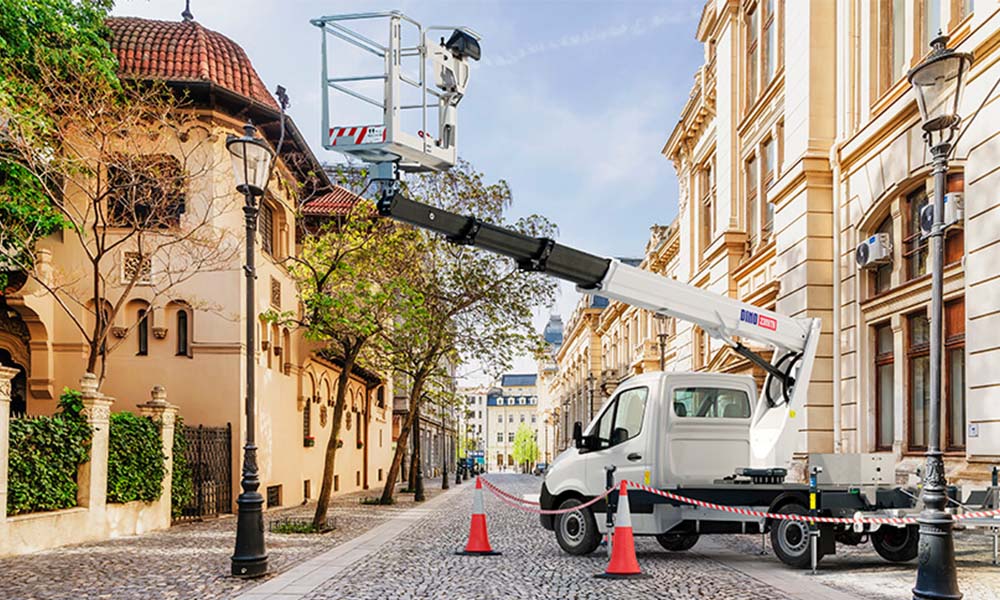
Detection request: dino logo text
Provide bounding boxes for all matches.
[740,309,777,331]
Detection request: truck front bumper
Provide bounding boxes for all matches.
[539,482,555,531]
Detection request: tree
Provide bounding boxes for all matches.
[0,0,117,290]
[377,160,556,504]
[0,56,239,380]
[512,423,539,473]
[274,199,421,527]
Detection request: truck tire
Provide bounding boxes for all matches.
[555,498,601,556]
[871,525,919,563]
[770,503,816,569]
[656,532,699,551]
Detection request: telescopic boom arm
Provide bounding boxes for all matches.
[377,190,823,468]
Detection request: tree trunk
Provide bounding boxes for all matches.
[312,348,358,530]
[408,416,418,490]
[413,404,424,502]
[379,375,426,504]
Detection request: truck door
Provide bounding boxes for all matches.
[583,385,652,494]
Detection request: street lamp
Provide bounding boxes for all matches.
[586,372,596,421]
[227,121,274,579]
[655,314,670,371]
[907,34,972,600]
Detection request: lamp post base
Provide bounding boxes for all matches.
[912,508,962,600]
[231,489,268,578]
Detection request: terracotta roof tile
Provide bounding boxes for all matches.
[106,17,278,109]
[301,186,365,216]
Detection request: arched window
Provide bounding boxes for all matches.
[137,309,149,356]
[177,310,190,356]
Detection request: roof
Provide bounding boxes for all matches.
[501,374,537,388]
[543,314,564,346]
[107,17,277,110]
[301,186,364,217]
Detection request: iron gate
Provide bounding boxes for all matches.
[174,423,232,522]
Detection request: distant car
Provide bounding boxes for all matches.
[532,463,548,476]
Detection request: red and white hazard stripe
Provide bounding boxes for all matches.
[328,125,386,146]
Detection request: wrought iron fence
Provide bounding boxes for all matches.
[173,423,232,522]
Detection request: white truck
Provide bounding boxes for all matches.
[375,190,925,569]
[314,12,925,568]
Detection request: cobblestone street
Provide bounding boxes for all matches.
[0,484,446,600]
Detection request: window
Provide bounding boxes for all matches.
[137,309,149,356]
[923,0,942,52]
[497,432,502,442]
[761,138,775,237]
[746,4,759,104]
[266,485,281,508]
[953,0,974,24]
[746,155,759,246]
[699,158,716,257]
[177,310,190,356]
[904,188,929,280]
[508,414,513,423]
[907,311,931,449]
[122,252,152,285]
[303,402,311,438]
[585,387,648,450]
[531,415,537,424]
[260,203,274,256]
[876,0,906,97]
[762,0,777,83]
[872,217,894,295]
[107,154,185,228]
[520,414,525,423]
[497,414,502,423]
[673,387,751,419]
[945,298,965,450]
[945,173,965,265]
[874,323,894,450]
[508,432,514,442]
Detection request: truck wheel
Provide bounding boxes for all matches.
[555,498,600,555]
[770,503,816,569]
[656,532,699,551]
[871,525,919,563]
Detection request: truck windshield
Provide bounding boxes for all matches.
[673,387,750,419]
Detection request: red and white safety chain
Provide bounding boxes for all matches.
[480,477,614,515]
[624,481,1000,525]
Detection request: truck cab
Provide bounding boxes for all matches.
[540,371,761,551]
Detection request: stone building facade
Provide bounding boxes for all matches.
[0,14,393,512]
[485,374,539,471]
[551,0,1000,483]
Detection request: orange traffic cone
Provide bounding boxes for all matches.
[596,480,647,579]
[455,477,501,556]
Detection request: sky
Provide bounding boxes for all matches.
[111,0,706,384]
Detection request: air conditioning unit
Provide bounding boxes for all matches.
[856,233,892,268]
[920,192,964,237]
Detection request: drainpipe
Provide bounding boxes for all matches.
[831,144,842,454]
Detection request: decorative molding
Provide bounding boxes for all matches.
[152,327,168,340]
[111,326,128,339]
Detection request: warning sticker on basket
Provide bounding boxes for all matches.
[329,125,386,146]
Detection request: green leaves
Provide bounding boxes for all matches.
[171,416,194,518]
[512,423,540,468]
[6,388,91,516]
[106,412,165,504]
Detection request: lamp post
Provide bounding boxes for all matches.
[227,121,274,579]
[907,34,972,600]
[586,372,596,421]
[655,314,670,371]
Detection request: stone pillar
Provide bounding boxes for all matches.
[0,365,21,529]
[138,385,178,527]
[77,373,113,510]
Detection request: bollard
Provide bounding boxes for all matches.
[604,464,617,557]
[809,465,823,574]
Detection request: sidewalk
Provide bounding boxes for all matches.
[0,482,452,600]
[235,486,459,599]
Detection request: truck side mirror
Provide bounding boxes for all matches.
[572,421,583,448]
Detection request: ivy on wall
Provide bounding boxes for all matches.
[106,412,165,503]
[6,388,91,516]
[170,417,193,518]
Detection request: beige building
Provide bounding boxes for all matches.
[551,295,607,450]
[557,0,1000,483]
[485,374,539,471]
[0,14,393,513]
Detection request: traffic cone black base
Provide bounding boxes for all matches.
[454,549,503,556]
[594,572,651,580]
